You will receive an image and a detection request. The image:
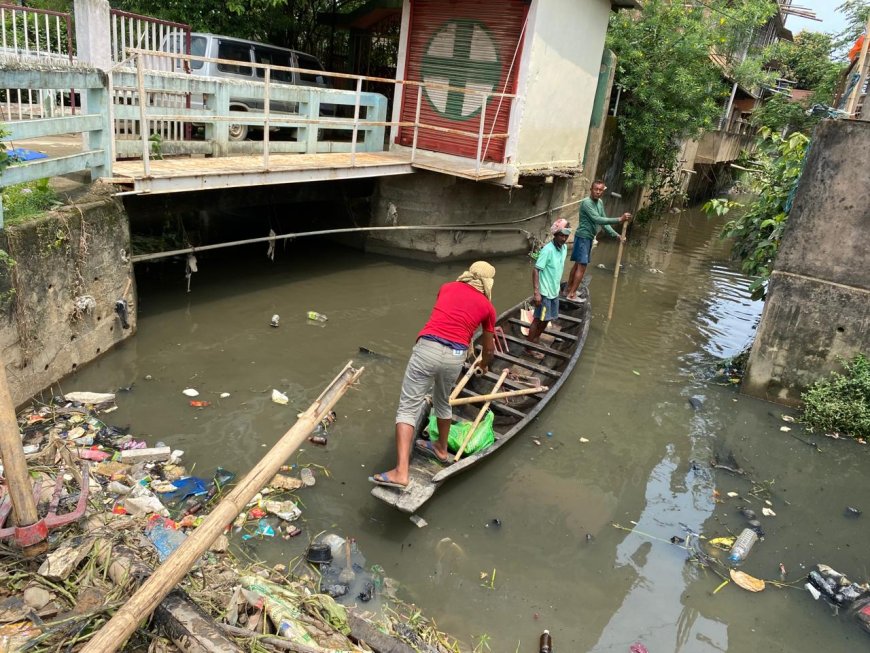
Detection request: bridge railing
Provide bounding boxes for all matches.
[119,48,519,177]
[0,3,76,121]
[0,65,111,225]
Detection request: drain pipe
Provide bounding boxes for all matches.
[130,200,584,264]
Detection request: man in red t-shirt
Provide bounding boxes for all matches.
[370,261,497,489]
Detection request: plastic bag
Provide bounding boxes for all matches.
[427,411,495,457]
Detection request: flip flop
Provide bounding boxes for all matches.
[368,472,407,490]
[415,439,449,464]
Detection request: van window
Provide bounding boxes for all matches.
[297,54,327,85]
[254,47,293,83]
[217,40,253,76]
[190,36,207,70]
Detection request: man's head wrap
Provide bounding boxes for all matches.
[457,260,496,300]
[550,218,569,235]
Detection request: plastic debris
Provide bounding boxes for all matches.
[630,644,649,653]
[762,507,776,517]
[146,517,187,561]
[124,495,170,517]
[726,491,739,498]
[709,536,735,550]
[780,426,791,432]
[782,415,796,423]
[64,391,116,404]
[270,314,280,327]
[307,311,328,322]
[262,500,301,522]
[409,515,428,528]
[182,388,199,397]
[270,474,303,491]
[845,506,862,517]
[271,389,289,405]
[300,467,315,487]
[805,583,821,600]
[220,392,231,398]
[189,400,210,408]
[242,519,276,540]
[579,437,589,443]
[730,569,765,592]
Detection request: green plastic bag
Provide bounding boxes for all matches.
[427,410,495,456]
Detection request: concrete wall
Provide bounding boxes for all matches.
[743,119,870,405]
[367,170,584,260]
[0,187,136,406]
[511,0,611,171]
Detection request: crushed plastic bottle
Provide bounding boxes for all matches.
[306,311,328,322]
[539,630,552,653]
[146,517,187,561]
[728,528,759,563]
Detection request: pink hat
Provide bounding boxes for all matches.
[550,218,570,235]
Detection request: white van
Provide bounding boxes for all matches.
[163,33,332,140]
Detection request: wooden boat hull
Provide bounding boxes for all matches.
[371,288,591,513]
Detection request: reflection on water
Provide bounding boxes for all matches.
[68,206,870,652]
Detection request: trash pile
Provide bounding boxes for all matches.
[0,393,468,652]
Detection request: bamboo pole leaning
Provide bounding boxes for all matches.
[453,368,509,462]
[448,354,483,402]
[80,361,365,653]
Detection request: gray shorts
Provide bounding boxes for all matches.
[396,339,467,425]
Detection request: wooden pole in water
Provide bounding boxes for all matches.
[607,221,629,321]
[0,357,43,557]
[81,361,365,653]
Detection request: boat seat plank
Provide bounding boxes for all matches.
[500,334,570,359]
[507,319,578,341]
[493,352,562,377]
[555,313,583,324]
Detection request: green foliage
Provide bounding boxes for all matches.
[802,354,870,439]
[702,128,809,300]
[1,179,59,226]
[607,0,776,202]
[834,0,870,53]
[751,94,818,135]
[0,124,8,175]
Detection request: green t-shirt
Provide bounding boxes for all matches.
[535,240,567,299]
[578,197,620,240]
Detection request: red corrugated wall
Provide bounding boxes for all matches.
[397,0,528,163]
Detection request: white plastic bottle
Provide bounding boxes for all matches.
[728,528,758,563]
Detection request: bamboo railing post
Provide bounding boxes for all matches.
[453,368,508,462]
[607,220,629,321]
[80,362,364,653]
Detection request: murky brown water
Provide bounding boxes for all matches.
[69,206,869,652]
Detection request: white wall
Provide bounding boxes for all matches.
[513,0,611,170]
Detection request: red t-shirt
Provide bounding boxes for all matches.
[418,282,497,347]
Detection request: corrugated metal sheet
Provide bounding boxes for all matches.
[398,0,528,163]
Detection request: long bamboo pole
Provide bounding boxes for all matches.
[453,368,509,462]
[81,362,364,653]
[449,385,548,406]
[846,18,870,117]
[0,357,43,557]
[607,221,629,321]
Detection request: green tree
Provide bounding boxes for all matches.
[703,128,809,300]
[606,0,777,213]
[833,0,870,52]
[753,31,845,133]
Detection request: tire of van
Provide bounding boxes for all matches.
[228,105,249,141]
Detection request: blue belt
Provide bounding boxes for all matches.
[419,334,467,351]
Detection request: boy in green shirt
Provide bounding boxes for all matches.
[525,220,571,359]
[565,180,631,300]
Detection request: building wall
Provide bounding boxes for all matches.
[743,119,870,405]
[0,187,136,407]
[511,0,611,170]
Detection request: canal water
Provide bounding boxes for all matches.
[70,206,869,652]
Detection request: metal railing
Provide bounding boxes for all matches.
[109,10,191,144]
[121,48,519,177]
[0,66,111,226]
[0,3,75,122]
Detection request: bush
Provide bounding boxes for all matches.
[1,178,58,225]
[801,354,870,439]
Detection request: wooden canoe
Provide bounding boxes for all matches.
[371,287,591,513]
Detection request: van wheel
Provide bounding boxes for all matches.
[228,107,248,141]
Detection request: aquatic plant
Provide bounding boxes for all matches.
[801,354,870,439]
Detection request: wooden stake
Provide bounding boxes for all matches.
[607,221,629,321]
[0,357,42,556]
[80,362,364,653]
[449,385,548,406]
[448,353,482,402]
[453,368,509,462]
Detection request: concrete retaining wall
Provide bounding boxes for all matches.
[367,170,587,261]
[743,119,870,405]
[0,187,135,406]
